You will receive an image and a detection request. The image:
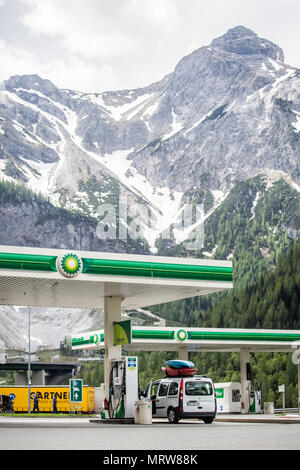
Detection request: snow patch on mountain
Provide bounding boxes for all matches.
[249,191,261,221]
[162,109,183,140]
[91,148,184,250]
[292,111,300,132]
[81,91,155,122]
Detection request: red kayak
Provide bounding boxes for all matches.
[161,367,198,377]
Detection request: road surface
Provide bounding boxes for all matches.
[0,417,299,450]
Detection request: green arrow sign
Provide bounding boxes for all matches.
[69,379,83,403]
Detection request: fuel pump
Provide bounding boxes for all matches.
[249,381,262,413]
[108,356,138,419]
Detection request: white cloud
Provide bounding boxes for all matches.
[0,39,118,92]
[0,0,299,93]
[20,0,180,58]
[42,58,118,93]
[0,39,38,77]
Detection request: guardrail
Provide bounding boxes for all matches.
[274,407,299,414]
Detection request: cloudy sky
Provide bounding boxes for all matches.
[0,0,299,93]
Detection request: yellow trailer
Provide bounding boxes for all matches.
[0,385,95,413]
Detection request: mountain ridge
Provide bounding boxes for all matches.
[0,25,300,349]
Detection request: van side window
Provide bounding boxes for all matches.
[168,382,179,396]
[158,383,169,397]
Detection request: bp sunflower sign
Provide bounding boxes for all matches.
[56,253,83,278]
[114,320,132,346]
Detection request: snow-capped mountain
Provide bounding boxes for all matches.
[0,25,300,349]
[1,26,299,252]
[0,305,103,351]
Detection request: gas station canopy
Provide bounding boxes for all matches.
[72,326,300,354]
[0,246,233,309]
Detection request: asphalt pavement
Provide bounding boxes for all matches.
[0,414,300,451]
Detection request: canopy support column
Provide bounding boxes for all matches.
[178,345,189,361]
[104,296,123,402]
[240,348,250,414]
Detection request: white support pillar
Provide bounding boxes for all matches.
[178,345,189,361]
[104,296,123,402]
[240,348,250,414]
[292,346,300,414]
[32,369,46,385]
[14,371,27,385]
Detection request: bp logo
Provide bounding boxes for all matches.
[57,253,82,278]
[91,334,98,344]
[176,329,188,342]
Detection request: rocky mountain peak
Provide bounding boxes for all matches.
[210,25,284,62]
[4,74,63,101]
[0,26,299,244]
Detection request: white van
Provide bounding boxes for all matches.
[144,375,217,424]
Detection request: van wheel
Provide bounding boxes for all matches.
[167,408,179,424]
[203,417,214,424]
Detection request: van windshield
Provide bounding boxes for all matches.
[185,381,213,396]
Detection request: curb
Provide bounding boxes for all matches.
[90,418,134,424]
[215,417,300,424]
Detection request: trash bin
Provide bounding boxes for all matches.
[264,402,274,414]
[134,400,152,424]
[139,400,152,424]
[134,401,140,424]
